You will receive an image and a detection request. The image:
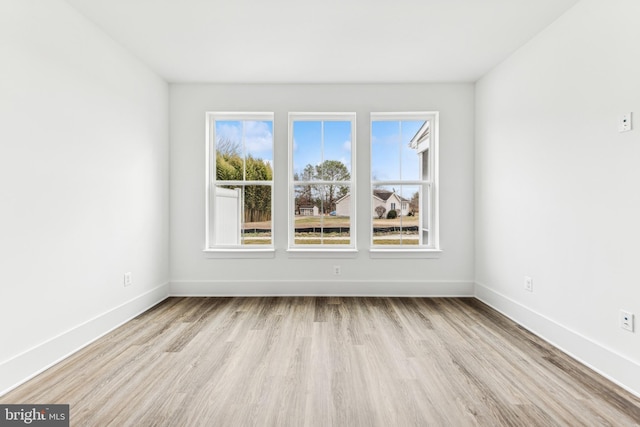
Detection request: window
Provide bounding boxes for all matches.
[370,112,439,250]
[205,112,274,251]
[289,113,356,250]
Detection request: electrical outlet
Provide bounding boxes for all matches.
[524,276,533,292]
[620,310,634,332]
[618,112,632,133]
[124,272,132,287]
[333,265,341,276]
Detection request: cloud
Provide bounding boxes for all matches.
[342,140,351,152]
[216,123,241,143]
[244,120,273,153]
[216,121,273,154]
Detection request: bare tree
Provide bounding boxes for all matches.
[375,205,386,219]
[216,137,240,156]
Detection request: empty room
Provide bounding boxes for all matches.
[1,0,639,425]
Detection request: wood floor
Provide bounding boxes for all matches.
[2,297,639,426]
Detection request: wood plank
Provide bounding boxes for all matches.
[1,297,639,426]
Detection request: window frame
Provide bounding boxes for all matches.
[369,112,441,257]
[204,112,275,257]
[287,112,357,254]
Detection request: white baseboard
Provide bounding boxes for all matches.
[170,279,475,297]
[0,283,169,397]
[474,282,640,399]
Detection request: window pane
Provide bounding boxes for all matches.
[243,185,272,245]
[294,184,350,245]
[372,185,419,246]
[294,184,323,244]
[293,121,322,181]
[400,121,425,181]
[323,121,352,180]
[398,185,420,245]
[245,120,273,181]
[213,185,242,245]
[323,213,350,245]
[212,184,273,246]
[371,120,427,182]
[245,156,273,182]
[215,121,244,181]
[371,121,400,181]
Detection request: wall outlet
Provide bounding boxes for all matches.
[620,310,634,332]
[524,276,533,292]
[333,265,341,276]
[124,272,132,287]
[618,112,632,133]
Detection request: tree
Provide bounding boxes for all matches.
[409,191,420,215]
[387,209,398,219]
[294,164,316,212]
[216,137,240,157]
[375,205,386,219]
[244,156,272,222]
[294,160,350,214]
[315,160,350,213]
[215,138,273,222]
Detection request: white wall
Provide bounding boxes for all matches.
[0,0,169,394]
[475,0,640,395]
[170,84,474,295]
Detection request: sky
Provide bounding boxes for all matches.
[293,120,352,179]
[214,118,426,198]
[215,120,274,166]
[371,120,424,182]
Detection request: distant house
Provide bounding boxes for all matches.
[299,205,319,216]
[334,194,350,217]
[335,189,409,218]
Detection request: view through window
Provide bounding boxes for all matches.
[206,113,274,249]
[371,113,438,249]
[289,113,356,249]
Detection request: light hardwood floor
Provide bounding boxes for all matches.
[2,297,639,426]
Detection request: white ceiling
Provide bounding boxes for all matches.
[63,0,579,83]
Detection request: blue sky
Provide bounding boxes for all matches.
[293,121,352,178]
[371,120,424,183]
[215,118,425,196]
[215,120,274,166]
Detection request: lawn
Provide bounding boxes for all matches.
[290,215,418,227]
[242,215,420,245]
[244,215,419,229]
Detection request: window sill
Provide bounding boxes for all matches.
[287,248,358,259]
[369,248,442,259]
[203,248,276,259]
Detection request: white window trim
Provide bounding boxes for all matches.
[287,112,357,254]
[204,112,275,257]
[369,112,440,254]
